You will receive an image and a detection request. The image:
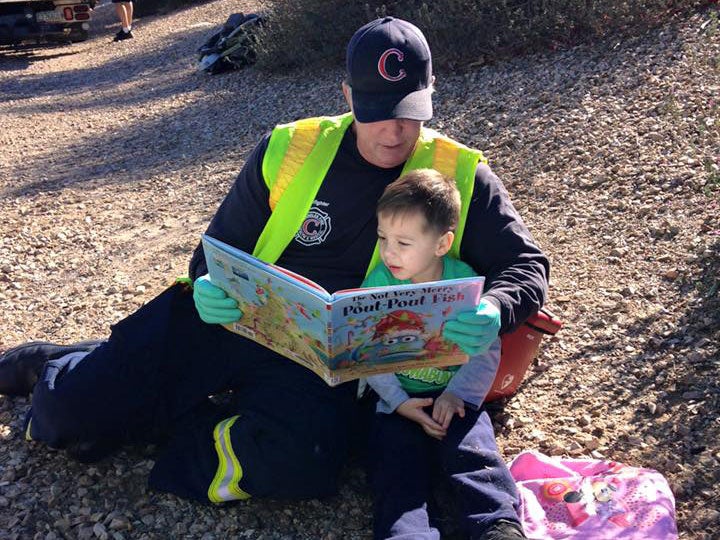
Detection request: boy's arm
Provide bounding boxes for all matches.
[366,373,410,414]
[361,262,409,414]
[367,375,447,439]
[444,337,501,409]
[361,265,444,440]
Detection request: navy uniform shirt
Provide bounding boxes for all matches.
[189,123,549,334]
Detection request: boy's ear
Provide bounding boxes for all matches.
[435,231,454,257]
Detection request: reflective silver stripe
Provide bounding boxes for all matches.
[208,415,251,502]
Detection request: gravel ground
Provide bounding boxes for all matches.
[1,2,719,539]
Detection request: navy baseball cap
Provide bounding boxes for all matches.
[346,17,433,123]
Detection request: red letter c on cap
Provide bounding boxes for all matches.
[378,48,406,82]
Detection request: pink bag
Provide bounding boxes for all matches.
[508,451,678,539]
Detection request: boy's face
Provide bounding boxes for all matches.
[377,210,453,283]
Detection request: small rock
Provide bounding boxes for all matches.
[699,508,720,526]
[93,522,108,540]
[78,525,95,540]
[547,445,565,456]
[584,437,600,451]
[109,518,130,531]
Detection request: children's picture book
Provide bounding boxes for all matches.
[202,235,485,386]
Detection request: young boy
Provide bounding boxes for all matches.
[364,169,525,540]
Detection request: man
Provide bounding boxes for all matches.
[0,17,548,540]
[112,0,134,41]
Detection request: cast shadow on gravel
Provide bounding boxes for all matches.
[435,17,689,184]
[0,25,211,101]
[0,12,690,200]
[553,235,719,532]
[2,69,346,198]
[620,235,717,448]
[627,236,717,533]
[0,46,82,70]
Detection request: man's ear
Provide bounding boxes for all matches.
[342,82,353,111]
[435,231,454,257]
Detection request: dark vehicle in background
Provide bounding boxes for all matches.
[0,0,93,45]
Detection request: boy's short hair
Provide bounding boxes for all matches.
[377,168,461,234]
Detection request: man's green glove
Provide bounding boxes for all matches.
[193,274,243,324]
[443,298,501,356]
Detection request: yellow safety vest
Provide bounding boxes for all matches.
[253,112,487,276]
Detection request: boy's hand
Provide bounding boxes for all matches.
[193,274,243,324]
[432,390,465,430]
[443,298,501,355]
[396,398,446,440]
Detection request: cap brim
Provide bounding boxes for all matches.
[351,87,433,123]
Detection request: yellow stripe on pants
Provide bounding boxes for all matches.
[208,415,251,503]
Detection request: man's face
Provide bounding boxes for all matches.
[353,118,422,169]
[377,210,451,284]
[342,82,422,168]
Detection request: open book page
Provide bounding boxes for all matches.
[202,235,486,386]
[326,277,484,383]
[203,235,332,299]
[202,236,333,380]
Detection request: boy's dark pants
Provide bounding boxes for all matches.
[27,283,357,501]
[369,401,520,539]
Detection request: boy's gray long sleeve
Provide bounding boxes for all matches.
[366,338,501,414]
[446,338,501,410]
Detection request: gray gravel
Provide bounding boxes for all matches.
[1,2,719,539]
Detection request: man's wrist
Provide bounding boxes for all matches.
[480,294,502,312]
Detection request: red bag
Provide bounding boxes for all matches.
[486,307,563,402]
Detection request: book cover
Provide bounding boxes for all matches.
[202,235,485,386]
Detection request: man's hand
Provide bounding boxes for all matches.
[432,390,465,430]
[443,298,501,355]
[396,398,447,440]
[193,274,243,324]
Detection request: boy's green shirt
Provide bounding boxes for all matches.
[362,256,477,394]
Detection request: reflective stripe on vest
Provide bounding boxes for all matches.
[367,127,487,272]
[253,113,487,276]
[254,113,354,266]
[208,415,251,503]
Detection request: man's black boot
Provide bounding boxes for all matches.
[478,519,527,540]
[0,340,104,397]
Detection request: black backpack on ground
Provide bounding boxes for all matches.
[198,12,265,75]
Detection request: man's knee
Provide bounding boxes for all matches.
[150,411,344,503]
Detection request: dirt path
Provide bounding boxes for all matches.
[1,3,718,538]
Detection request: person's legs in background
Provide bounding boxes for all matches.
[112,0,134,41]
